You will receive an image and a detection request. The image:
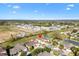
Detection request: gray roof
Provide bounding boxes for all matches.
[10,44,28,55]
[25,41,37,46]
[0,47,7,56]
[37,51,52,56]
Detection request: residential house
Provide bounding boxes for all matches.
[37,51,52,56]
[10,44,28,56]
[0,47,7,56]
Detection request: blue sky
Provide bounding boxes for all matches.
[0,3,79,20]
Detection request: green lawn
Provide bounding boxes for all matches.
[0,35,36,48]
[0,30,67,48]
[0,30,51,48]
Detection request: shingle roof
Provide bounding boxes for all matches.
[10,44,28,55]
[0,47,7,56]
[37,51,52,56]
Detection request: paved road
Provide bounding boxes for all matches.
[64,39,79,46]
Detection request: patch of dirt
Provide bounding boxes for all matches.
[0,31,19,43]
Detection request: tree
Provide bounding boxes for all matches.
[0,21,6,25]
[71,29,78,33]
[44,47,51,52]
[70,46,78,56]
[76,51,79,56]
[53,31,63,40]
[11,34,16,41]
[67,33,71,39]
[52,40,58,47]
[29,46,34,51]
[20,51,26,56]
[53,50,60,56]
[31,47,51,56]
[31,48,42,56]
[59,44,64,50]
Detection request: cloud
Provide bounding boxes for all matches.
[34,10,38,13]
[67,4,74,7]
[13,5,20,9]
[66,7,71,10]
[66,4,74,10]
[7,5,12,7]
[12,11,16,14]
[7,5,20,9]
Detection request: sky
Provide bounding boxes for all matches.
[0,3,79,20]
